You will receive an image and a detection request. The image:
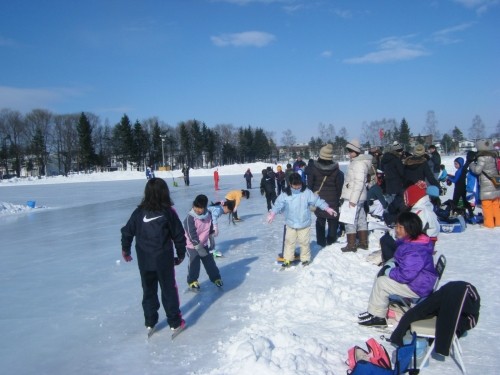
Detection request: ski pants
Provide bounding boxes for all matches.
[367,275,419,319]
[284,225,310,262]
[186,247,221,284]
[482,198,500,228]
[139,268,182,329]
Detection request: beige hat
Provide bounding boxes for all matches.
[414,144,426,156]
[346,139,361,154]
[319,144,334,160]
[476,139,492,151]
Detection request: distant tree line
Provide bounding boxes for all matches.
[2,107,498,177]
[0,108,277,177]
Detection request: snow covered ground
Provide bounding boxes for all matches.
[1,156,498,375]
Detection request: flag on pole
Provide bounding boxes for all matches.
[378,128,384,140]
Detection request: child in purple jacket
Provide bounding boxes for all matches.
[358,211,438,327]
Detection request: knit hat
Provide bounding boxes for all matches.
[413,144,426,157]
[426,185,440,198]
[319,144,334,160]
[392,142,403,152]
[476,139,492,151]
[404,180,428,207]
[346,139,361,154]
[369,146,381,154]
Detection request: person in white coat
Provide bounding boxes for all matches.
[340,140,373,252]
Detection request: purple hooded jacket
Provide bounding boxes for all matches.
[389,234,438,297]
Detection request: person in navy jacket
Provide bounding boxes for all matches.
[121,178,186,331]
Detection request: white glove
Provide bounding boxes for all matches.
[213,225,219,237]
[267,212,276,224]
[195,243,208,257]
[325,207,337,217]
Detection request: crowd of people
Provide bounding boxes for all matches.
[122,138,498,339]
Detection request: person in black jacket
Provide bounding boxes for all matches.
[307,144,344,247]
[403,144,439,189]
[260,169,277,211]
[427,145,441,180]
[390,281,480,356]
[380,143,405,204]
[121,178,187,332]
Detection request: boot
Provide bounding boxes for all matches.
[357,230,369,250]
[341,233,357,252]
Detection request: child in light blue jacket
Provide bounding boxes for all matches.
[267,173,336,267]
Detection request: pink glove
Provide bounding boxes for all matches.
[325,207,337,217]
[267,212,276,223]
[122,250,133,262]
[213,225,219,237]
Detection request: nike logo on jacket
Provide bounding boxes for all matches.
[143,215,163,223]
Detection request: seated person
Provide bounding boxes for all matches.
[367,171,388,220]
[358,212,438,327]
[380,181,440,263]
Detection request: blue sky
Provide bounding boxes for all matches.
[1,0,499,142]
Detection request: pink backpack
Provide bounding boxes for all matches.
[346,338,391,372]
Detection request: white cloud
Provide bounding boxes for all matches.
[211,31,276,47]
[212,0,290,5]
[0,86,82,112]
[453,0,499,14]
[0,35,16,47]
[432,22,473,44]
[344,36,429,64]
[320,50,333,58]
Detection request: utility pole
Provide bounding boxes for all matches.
[160,134,166,168]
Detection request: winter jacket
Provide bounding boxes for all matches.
[389,234,437,297]
[381,152,405,195]
[428,150,441,174]
[244,170,253,181]
[121,207,186,271]
[225,190,245,211]
[469,151,500,201]
[183,209,213,249]
[271,186,329,229]
[307,159,344,218]
[403,156,439,188]
[207,204,224,226]
[411,195,440,238]
[341,153,372,204]
[260,172,277,195]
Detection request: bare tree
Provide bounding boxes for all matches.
[469,115,485,140]
[424,110,440,143]
[318,122,336,143]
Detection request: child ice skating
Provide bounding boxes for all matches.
[267,172,336,267]
[183,194,223,290]
[120,178,186,334]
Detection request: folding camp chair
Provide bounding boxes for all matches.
[391,255,446,311]
[350,333,420,375]
[411,317,466,373]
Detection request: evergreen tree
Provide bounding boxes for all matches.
[451,126,464,142]
[253,128,270,161]
[131,120,147,170]
[399,118,411,150]
[112,114,133,171]
[30,127,47,175]
[77,112,95,172]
